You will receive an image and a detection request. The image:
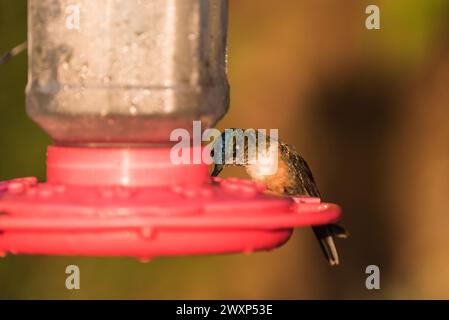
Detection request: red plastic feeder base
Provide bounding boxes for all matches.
[0,147,341,259]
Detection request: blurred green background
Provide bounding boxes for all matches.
[1,0,449,299]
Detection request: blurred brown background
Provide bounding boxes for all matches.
[1,0,449,299]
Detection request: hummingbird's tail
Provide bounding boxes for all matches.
[312,224,348,266]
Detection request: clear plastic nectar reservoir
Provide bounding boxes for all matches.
[27,0,229,145]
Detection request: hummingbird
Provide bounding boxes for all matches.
[211,129,348,266]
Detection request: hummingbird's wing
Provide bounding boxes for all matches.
[293,154,321,198]
[279,143,321,197]
[280,143,347,266]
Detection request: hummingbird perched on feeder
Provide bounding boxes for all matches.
[211,129,348,266]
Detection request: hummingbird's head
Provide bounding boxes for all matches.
[211,128,280,179]
[210,128,258,177]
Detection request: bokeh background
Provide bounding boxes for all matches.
[1,0,449,299]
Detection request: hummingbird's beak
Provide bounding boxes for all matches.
[211,164,224,177]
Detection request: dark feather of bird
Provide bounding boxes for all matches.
[277,142,348,266]
[211,129,348,266]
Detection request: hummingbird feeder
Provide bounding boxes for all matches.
[0,0,341,259]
